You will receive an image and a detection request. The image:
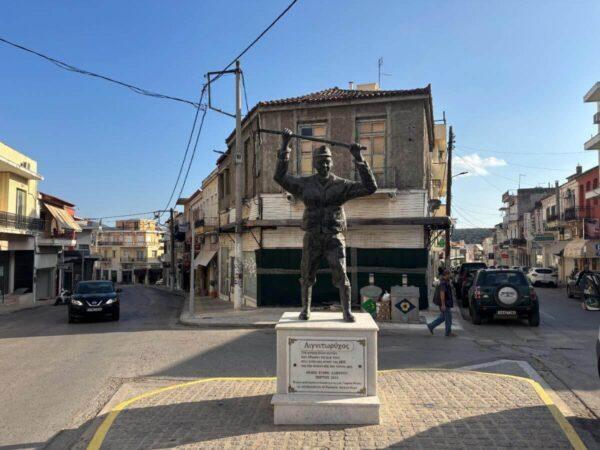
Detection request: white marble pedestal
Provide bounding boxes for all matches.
[271,312,380,425]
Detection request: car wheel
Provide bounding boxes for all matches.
[471,305,482,325]
[112,308,120,321]
[68,311,76,324]
[528,310,540,327]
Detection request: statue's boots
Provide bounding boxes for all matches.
[299,284,312,320]
[340,285,356,322]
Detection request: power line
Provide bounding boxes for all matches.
[176,106,209,201]
[241,70,250,114]
[458,145,586,156]
[160,86,208,217]
[87,210,165,220]
[165,0,299,212]
[453,204,490,228]
[0,36,200,108]
[210,0,299,85]
[454,149,569,172]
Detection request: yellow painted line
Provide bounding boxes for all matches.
[86,370,586,450]
[87,376,275,450]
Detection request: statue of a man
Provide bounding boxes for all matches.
[274,128,378,322]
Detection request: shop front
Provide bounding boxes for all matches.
[564,239,600,274]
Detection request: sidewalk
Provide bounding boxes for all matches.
[78,367,585,450]
[0,298,52,315]
[179,294,464,331]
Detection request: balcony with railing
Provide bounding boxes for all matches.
[120,256,148,263]
[0,211,45,234]
[563,206,594,221]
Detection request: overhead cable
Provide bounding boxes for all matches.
[0,36,200,108]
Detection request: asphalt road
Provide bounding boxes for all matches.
[0,284,598,449]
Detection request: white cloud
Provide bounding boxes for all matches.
[453,153,506,176]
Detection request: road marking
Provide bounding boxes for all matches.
[86,370,586,450]
[541,310,557,320]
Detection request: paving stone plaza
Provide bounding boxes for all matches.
[83,370,576,450]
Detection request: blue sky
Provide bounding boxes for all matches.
[1,0,599,227]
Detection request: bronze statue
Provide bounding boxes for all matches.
[274,128,378,322]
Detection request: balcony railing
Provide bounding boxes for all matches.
[0,211,45,232]
[546,213,559,222]
[563,206,594,221]
[502,238,526,246]
[594,111,600,125]
[120,256,148,263]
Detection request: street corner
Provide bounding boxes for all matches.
[81,369,585,450]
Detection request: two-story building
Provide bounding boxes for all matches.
[95,219,164,284]
[0,141,44,303]
[215,84,449,309]
[37,192,83,297]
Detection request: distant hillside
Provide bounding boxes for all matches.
[451,228,494,244]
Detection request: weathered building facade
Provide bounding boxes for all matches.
[216,85,448,308]
[95,219,164,284]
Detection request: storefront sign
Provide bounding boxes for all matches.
[533,234,555,242]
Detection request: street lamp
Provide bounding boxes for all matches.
[453,171,468,178]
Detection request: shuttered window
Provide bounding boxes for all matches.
[297,124,327,175]
[357,119,385,181]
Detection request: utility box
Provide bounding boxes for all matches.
[390,285,420,323]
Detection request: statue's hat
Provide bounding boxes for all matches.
[313,145,332,158]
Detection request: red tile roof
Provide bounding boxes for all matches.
[258,85,431,107]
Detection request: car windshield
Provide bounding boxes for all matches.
[75,282,114,294]
[478,271,529,286]
[535,269,553,274]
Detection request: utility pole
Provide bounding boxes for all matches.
[189,225,195,315]
[170,208,176,291]
[445,126,454,265]
[205,60,243,310]
[233,60,243,310]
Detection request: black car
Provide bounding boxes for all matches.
[467,269,539,326]
[454,262,487,301]
[68,281,121,323]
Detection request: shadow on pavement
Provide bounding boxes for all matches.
[47,401,591,449]
[0,285,182,339]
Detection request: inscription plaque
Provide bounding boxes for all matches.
[287,337,367,395]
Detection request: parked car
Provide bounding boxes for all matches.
[580,272,600,311]
[68,280,121,323]
[460,269,481,307]
[454,262,487,301]
[467,269,539,326]
[527,267,558,287]
[566,270,597,298]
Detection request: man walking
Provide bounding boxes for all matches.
[428,268,455,336]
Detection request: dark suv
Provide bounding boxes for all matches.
[467,269,539,326]
[68,281,121,323]
[454,262,487,304]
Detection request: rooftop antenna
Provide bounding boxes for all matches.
[377,57,392,88]
[518,173,526,189]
